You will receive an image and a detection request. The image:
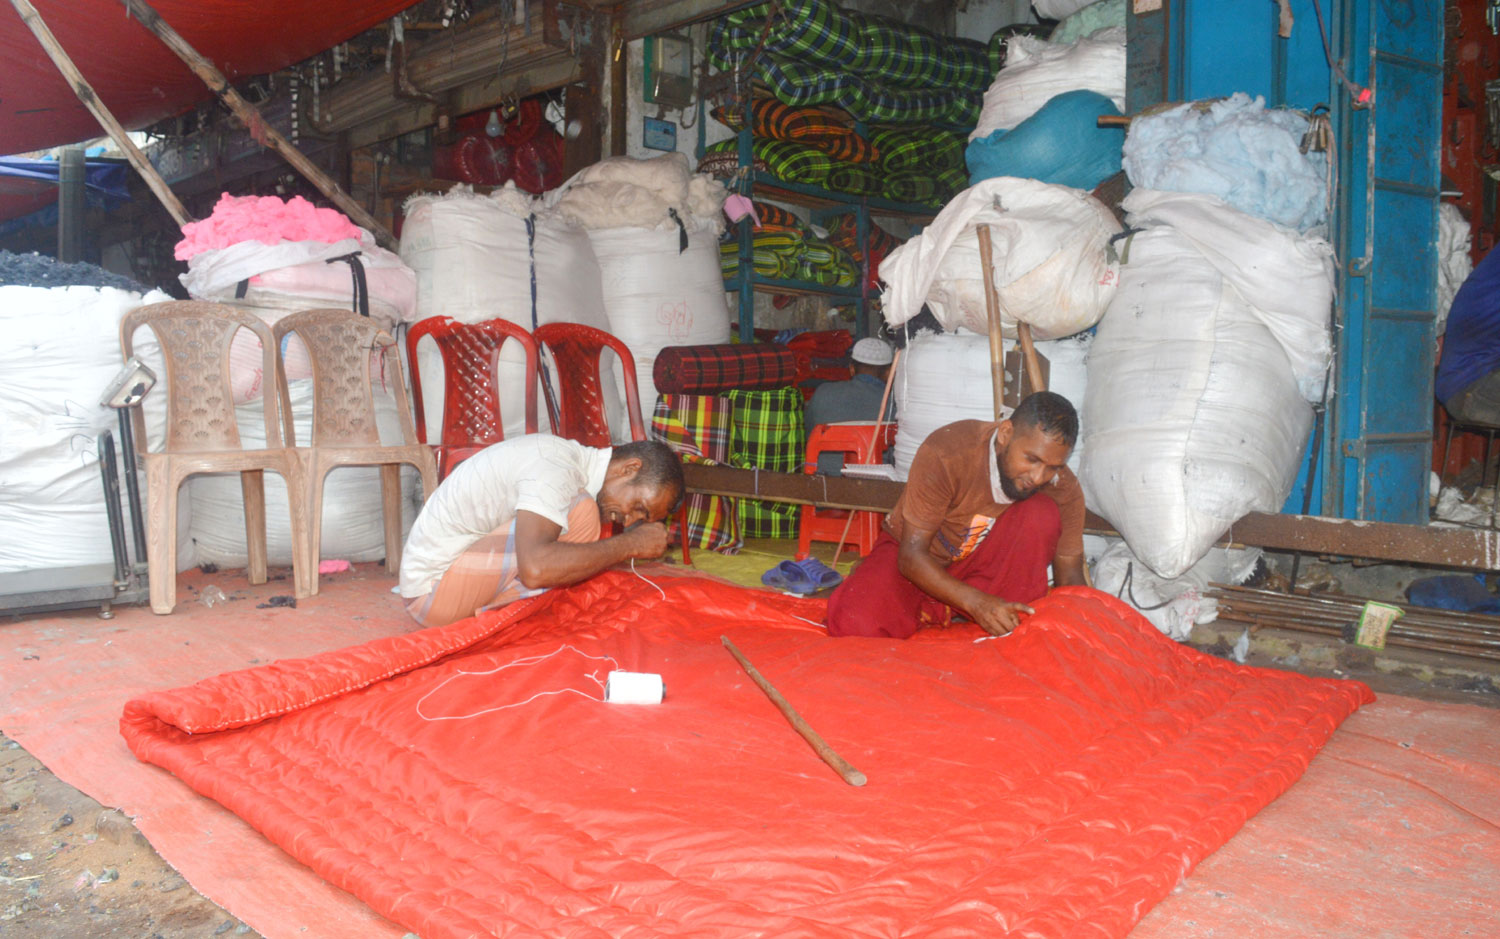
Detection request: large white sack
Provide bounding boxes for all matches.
[1437,202,1473,335]
[881,177,1120,340]
[1122,189,1334,401]
[587,225,732,410]
[2,286,195,573]
[400,184,622,441]
[891,328,1090,478]
[1082,225,1312,579]
[186,377,420,568]
[970,28,1126,140]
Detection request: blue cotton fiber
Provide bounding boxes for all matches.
[966,90,1125,192]
[1122,92,1328,231]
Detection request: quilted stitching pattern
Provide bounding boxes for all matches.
[122,579,1370,939]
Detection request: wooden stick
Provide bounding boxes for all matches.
[975,226,1007,421]
[120,0,397,249]
[831,348,901,569]
[8,0,192,227]
[1017,321,1046,399]
[721,636,867,787]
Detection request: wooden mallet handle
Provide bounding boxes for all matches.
[721,636,867,787]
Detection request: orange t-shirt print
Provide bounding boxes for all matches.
[939,514,996,562]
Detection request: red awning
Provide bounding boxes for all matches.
[0,0,419,156]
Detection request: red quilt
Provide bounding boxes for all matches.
[121,573,1371,938]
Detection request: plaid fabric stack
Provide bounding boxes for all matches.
[650,395,742,553]
[727,387,807,539]
[718,227,858,288]
[711,99,879,165]
[708,0,995,126]
[654,343,801,395]
[825,214,906,291]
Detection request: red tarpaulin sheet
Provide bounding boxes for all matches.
[121,574,1371,938]
[1,0,417,155]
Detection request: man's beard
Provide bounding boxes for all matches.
[999,470,1036,502]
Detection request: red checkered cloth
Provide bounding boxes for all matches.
[784,329,854,359]
[650,394,742,553]
[654,343,801,395]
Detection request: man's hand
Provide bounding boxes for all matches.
[619,520,670,559]
[970,595,1034,636]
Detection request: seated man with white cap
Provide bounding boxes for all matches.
[804,337,895,475]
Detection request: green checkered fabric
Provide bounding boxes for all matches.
[825,163,882,197]
[705,138,831,186]
[727,387,806,538]
[720,231,856,287]
[709,0,991,125]
[883,173,940,206]
[869,127,965,174]
[710,98,879,164]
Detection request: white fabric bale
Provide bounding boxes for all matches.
[892,328,1092,479]
[1090,539,1262,641]
[1081,225,1313,579]
[1050,0,1125,43]
[1437,202,1473,335]
[586,224,732,411]
[1,286,195,573]
[970,28,1126,140]
[1122,188,1334,401]
[186,377,419,568]
[1121,93,1330,232]
[549,153,727,232]
[400,184,622,441]
[881,177,1121,340]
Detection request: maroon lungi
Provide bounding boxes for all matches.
[825,494,1061,639]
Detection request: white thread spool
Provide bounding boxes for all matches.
[604,670,664,705]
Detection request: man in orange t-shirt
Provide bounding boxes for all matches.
[826,392,1087,639]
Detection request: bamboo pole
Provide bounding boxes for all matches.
[1017,321,1046,400]
[8,0,192,227]
[120,0,396,249]
[975,225,1007,421]
[722,636,867,786]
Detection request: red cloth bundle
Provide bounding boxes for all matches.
[654,343,800,395]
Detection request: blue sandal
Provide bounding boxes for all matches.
[761,560,819,595]
[792,558,842,591]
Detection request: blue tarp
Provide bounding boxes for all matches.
[0,156,131,200]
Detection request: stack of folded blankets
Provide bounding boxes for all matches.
[708,0,997,126]
[825,213,906,292]
[719,203,859,288]
[702,99,967,207]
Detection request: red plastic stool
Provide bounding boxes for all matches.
[797,422,897,561]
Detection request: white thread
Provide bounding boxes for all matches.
[415,645,620,721]
[789,613,826,629]
[631,558,667,600]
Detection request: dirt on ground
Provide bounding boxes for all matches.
[0,732,262,939]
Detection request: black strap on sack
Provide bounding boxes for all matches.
[325,251,370,317]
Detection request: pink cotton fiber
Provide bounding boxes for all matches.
[318,559,352,574]
[175,193,363,260]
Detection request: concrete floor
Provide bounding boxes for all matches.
[1,541,1497,937]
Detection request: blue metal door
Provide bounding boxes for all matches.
[1126,0,1443,522]
[1327,0,1443,522]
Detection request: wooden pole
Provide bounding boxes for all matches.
[8,0,193,227]
[1017,321,1047,398]
[120,0,397,249]
[721,636,867,787]
[975,225,1007,421]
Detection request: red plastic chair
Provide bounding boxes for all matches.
[797,422,898,561]
[406,316,539,480]
[533,322,689,564]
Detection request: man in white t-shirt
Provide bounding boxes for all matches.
[400,436,684,627]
